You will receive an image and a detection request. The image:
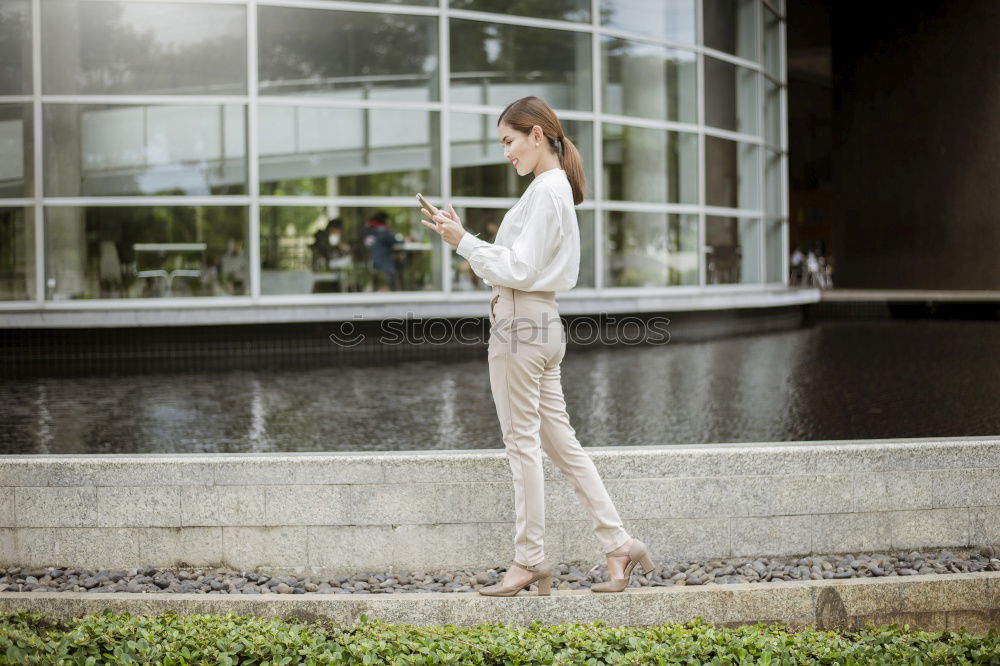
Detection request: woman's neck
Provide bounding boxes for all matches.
[533,153,561,178]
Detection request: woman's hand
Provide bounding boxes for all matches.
[420,203,466,247]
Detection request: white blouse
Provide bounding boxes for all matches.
[455,167,580,292]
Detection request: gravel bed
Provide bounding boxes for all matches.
[1,546,997,595]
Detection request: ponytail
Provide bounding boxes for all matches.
[557,135,586,206]
[498,96,587,206]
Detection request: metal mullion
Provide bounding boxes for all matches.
[702,125,765,146]
[41,95,248,105]
[779,9,789,284]
[248,0,260,301]
[258,0,438,16]
[43,196,251,206]
[696,0,706,288]
[32,0,42,306]
[597,25,703,55]
[448,102,595,123]
[440,0,451,296]
[256,96,442,112]
[0,199,33,207]
[258,196,429,207]
[448,8,592,34]
[603,202,702,215]
[599,112,700,135]
[700,45,763,73]
[756,0,765,285]
[592,0,602,291]
[704,205,765,218]
[0,95,32,103]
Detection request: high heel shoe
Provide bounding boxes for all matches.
[590,538,655,593]
[478,559,553,596]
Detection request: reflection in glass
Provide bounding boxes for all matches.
[451,113,593,199]
[0,104,32,198]
[451,208,593,291]
[765,219,783,283]
[0,0,31,95]
[703,0,757,61]
[705,216,760,284]
[704,57,758,135]
[260,107,439,197]
[603,124,697,204]
[450,19,592,111]
[260,206,441,294]
[605,211,697,287]
[44,207,248,300]
[764,6,781,78]
[765,150,782,216]
[41,1,246,95]
[599,0,695,45]
[451,0,589,22]
[259,7,438,101]
[705,136,759,209]
[765,80,781,146]
[602,37,696,124]
[0,207,34,300]
[44,104,246,197]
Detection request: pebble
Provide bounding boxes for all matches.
[0,547,995,595]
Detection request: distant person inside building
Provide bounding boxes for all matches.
[789,244,804,286]
[363,211,403,291]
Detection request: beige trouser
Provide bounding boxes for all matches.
[487,285,631,567]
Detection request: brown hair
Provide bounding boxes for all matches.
[497,96,586,205]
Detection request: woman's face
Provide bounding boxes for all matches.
[498,121,541,177]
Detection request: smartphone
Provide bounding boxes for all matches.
[416,192,436,213]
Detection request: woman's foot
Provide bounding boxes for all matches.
[500,562,537,588]
[606,538,634,579]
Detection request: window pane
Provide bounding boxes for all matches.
[705,216,760,284]
[765,218,783,283]
[44,206,248,300]
[705,136,759,209]
[260,107,440,197]
[260,206,442,294]
[764,80,780,146]
[0,0,31,94]
[605,211,698,287]
[451,0,589,22]
[704,56,759,135]
[259,7,438,101]
[765,149,782,216]
[451,208,594,290]
[703,0,757,61]
[44,104,246,197]
[603,124,697,204]
[602,37,696,124]
[0,207,34,300]
[599,0,695,45]
[0,104,32,198]
[451,113,593,199]
[42,1,246,95]
[450,19,592,111]
[763,6,781,78]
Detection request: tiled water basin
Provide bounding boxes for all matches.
[1,320,998,454]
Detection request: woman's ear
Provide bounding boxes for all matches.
[532,125,543,144]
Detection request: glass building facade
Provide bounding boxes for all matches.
[0,0,786,307]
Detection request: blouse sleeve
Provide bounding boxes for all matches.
[455,186,563,290]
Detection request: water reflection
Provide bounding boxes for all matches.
[1,320,997,455]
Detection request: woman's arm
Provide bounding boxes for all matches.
[456,187,563,290]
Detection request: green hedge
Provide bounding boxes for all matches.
[1,609,998,665]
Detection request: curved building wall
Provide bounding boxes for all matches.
[0,0,787,314]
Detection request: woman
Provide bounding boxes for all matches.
[420,96,654,596]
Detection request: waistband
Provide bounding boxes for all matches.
[491,285,557,301]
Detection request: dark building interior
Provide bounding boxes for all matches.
[787,0,1000,290]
